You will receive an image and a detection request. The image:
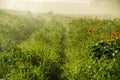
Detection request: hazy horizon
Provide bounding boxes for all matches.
[0,0,119,16]
[1,0,91,13]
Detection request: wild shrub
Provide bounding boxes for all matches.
[91,30,120,59]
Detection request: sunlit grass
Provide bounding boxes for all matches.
[0,10,120,80]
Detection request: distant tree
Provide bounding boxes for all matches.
[91,0,120,7]
[48,11,54,15]
[91,0,120,12]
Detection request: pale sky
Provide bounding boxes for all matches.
[2,0,94,14]
[8,0,91,3]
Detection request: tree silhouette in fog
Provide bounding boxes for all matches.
[91,0,120,12]
[91,0,120,7]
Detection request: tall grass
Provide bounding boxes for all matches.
[0,10,120,80]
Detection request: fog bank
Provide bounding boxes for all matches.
[0,0,120,18]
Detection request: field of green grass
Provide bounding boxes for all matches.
[0,9,120,80]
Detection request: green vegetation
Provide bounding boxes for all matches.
[0,10,120,80]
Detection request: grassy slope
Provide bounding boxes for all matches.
[0,10,120,80]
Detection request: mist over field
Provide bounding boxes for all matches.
[0,0,120,18]
[1,0,120,80]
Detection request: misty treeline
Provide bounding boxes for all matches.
[91,0,120,8]
[91,0,120,13]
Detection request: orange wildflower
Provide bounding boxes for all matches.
[116,32,119,36]
[111,35,115,40]
[107,39,111,44]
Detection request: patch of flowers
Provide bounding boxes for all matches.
[90,30,120,59]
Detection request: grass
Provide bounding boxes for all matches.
[0,9,120,80]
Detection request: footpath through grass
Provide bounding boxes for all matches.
[0,10,120,80]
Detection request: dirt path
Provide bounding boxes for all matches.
[58,24,67,65]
